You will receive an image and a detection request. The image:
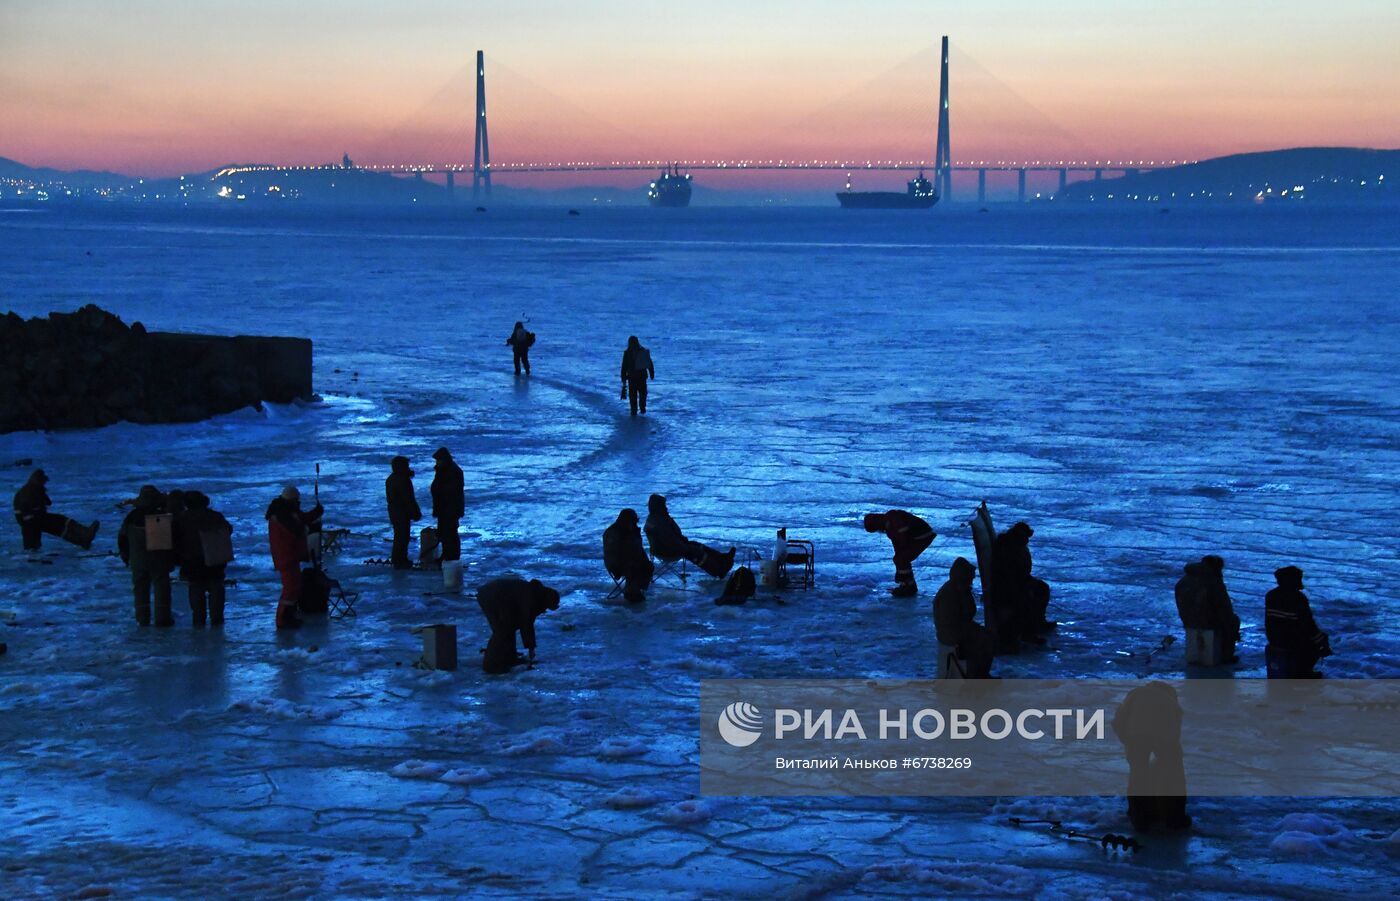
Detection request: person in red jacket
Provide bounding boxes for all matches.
[265,485,323,630]
[864,509,936,597]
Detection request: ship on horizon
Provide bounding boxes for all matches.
[836,170,939,209]
[648,164,692,207]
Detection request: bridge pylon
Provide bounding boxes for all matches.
[935,35,951,202]
[473,49,492,201]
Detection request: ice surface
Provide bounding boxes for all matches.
[1,204,1398,897]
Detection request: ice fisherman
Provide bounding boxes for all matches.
[1264,566,1333,677]
[12,468,99,551]
[644,494,735,579]
[174,491,233,627]
[265,485,323,630]
[385,455,422,570]
[117,485,175,627]
[603,507,654,603]
[1174,555,1240,663]
[863,509,935,597]
[990,521,1054,642]
[932,557,995,678]
[476,577,561,674]
[506,321,534,376]
[1112,681,1190,833]
[620,336,654,417]
[430,447,465,563]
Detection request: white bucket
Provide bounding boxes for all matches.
[442,559,463,591]
[759,559,779,587]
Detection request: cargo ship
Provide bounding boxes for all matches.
[648,165,693,207]
[836,170,938,209]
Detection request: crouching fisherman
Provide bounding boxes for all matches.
[13,469,99,551]
[175,491,234,627]
[266,486,323,631]
[604,508,653,603]
[118,485,175,626]
[932,557,995,678]
[863,509,935,597]
[1174,555,1240,663]
[1112,681,1190,833]
[644,494,735,579]
[1265,566,1333,678]
[476,577,561,674]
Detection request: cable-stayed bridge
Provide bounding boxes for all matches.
[216,41,1187,203]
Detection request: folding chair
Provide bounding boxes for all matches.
[777,539,815,590]
[317,528,351,557]
[327,574,359,618]
[605,570,625,600]
[650,551,692,590]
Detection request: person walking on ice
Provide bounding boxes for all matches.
[506,321,534,376]
[620,335,654,416]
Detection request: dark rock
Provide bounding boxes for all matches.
[1,307,313,433]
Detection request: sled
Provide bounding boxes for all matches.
[968,501,996,599]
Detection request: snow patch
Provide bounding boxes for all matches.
[1270,812,1353,855]
[603,787,667,810]
[595,737,648,759]
[656,799,719,825]
[861,860,1037,895]
[227,697,340,722]
[390,759,447,780]
[502,731,568,756]
[440,767,492,786]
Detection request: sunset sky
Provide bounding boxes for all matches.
[2,0,1398,178]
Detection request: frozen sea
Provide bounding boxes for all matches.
[1,203,1398,898]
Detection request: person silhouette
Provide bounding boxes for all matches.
[604,508,654,602]
[506,321,534,376]
[863,510,935,597]
[620,336,655,416]
[1112,681,1190,832]
[385,455,422,569]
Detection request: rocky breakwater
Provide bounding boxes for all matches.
[1,305,313,432]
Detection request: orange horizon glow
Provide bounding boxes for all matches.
[2,2,1398,181]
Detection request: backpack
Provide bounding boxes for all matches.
[145,513,174,552]
[715,566,756,606]
[199,528,234,567]
[525,331,536,348]
[299,567,333,615]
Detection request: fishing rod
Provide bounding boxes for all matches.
[1007,818,1141,852]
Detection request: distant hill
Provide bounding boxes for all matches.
[0,155,135,189]
[1058,147,1398,204]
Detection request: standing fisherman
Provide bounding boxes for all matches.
[385,456,422,569]
[174,491,234,627]
[620,336,655,416]
[506,321,535,376]
[118,485,175,627]
[431,447,465,563]
[266,486,323,630]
